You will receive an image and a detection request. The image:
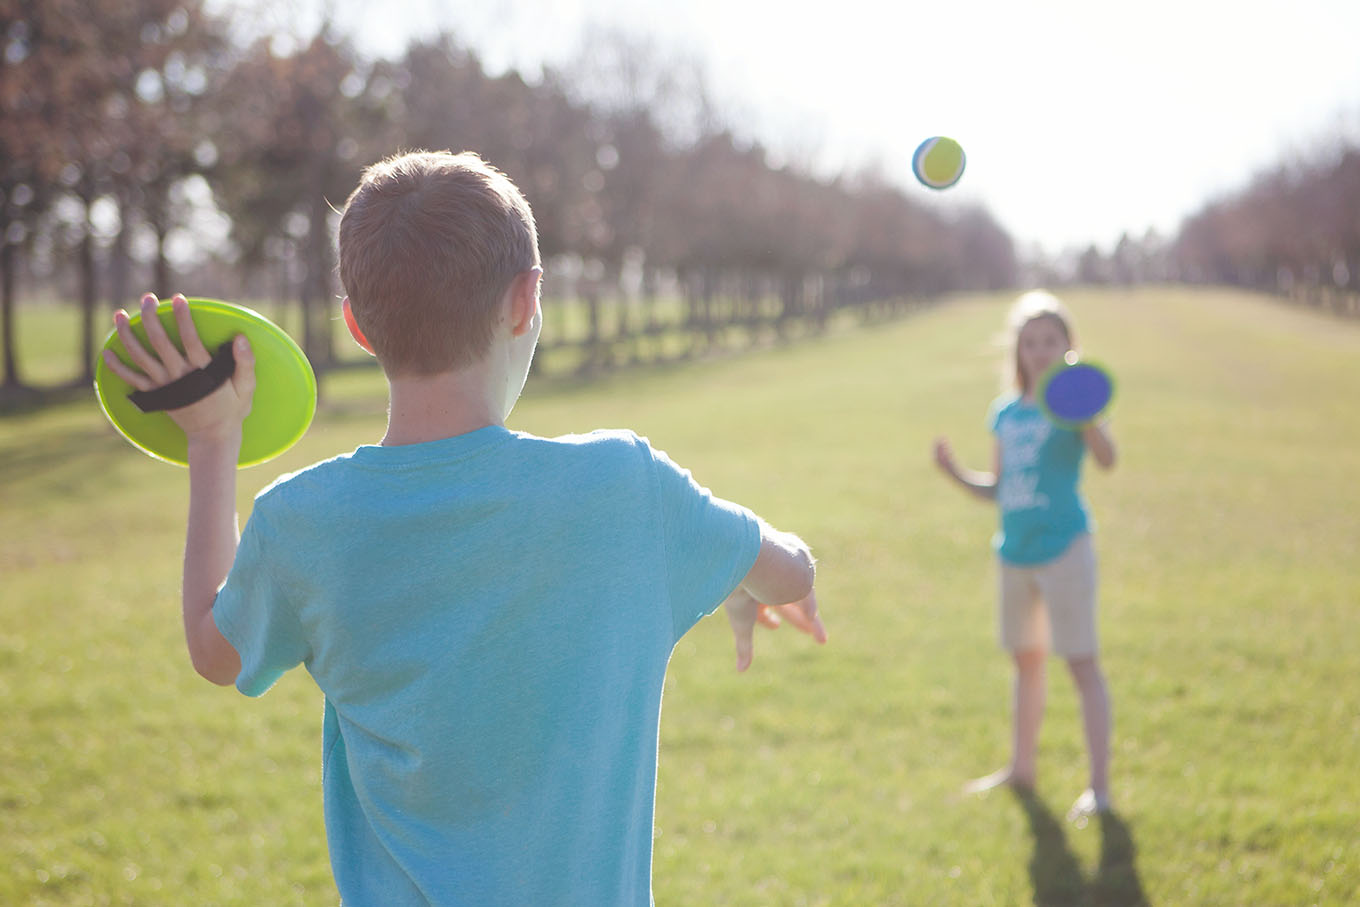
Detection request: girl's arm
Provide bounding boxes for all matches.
[933,437,1000,502]
[1082,420,1117,470]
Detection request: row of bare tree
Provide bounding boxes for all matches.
[0,2,1017,393]
[1171,146,1360,315]
[1047,135,1360,318]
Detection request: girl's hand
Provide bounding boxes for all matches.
[1081,420,1117,470]
[933,437,957,475]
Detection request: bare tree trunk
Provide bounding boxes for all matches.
[810,273,828,332]
[144,179,174,297]
[299,252,317,368]
[107,194,131,311]
[580,287,603,374]
[700,267,718,352]
[643,267,659,334]
[307,181,334,369]
[640,267,659,365]
[776,270,800,339]
[154,229,172,299]
[78,186,98,383]
[1,236,19,389]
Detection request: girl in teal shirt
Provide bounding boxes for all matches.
[934,291,1117,821]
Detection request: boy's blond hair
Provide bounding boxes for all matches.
[338,150,540,376]
[1004,290,1075,393]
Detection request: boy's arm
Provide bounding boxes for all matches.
[739,522,816,607]
[723,522,825,672]
[102,294,254,685]
[933,437,999,501]
[182,433,245,685]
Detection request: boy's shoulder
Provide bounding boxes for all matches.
[251,427,660,505]
[537,426,648,449]
[517,428,675,482]
[515,427,659,465]
[247,449,359,515]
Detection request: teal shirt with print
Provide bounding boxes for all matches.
[989,394,1090,565]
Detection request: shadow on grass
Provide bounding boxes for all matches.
[1012,788,1149,907]
[0,421,130,501]
[0,379,94,416]
[0,382,132,504]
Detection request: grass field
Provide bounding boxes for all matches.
[2,286,1357,905]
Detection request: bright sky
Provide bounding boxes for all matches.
[265,0,1360,255]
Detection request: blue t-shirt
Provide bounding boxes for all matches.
[989,395,1090,565]
[213,426,762,905]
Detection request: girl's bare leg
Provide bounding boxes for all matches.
[966,648,1046,793]
[1066,654,1111,817]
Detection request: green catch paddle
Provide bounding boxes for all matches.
[94,298,316,467]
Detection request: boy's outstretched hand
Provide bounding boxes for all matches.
[724,587,826,673]
[102,293,256,443]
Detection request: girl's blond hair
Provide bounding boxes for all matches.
[1002,290,1076,393]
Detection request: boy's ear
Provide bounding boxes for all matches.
[509,268,543,338]
[341,297,376,355]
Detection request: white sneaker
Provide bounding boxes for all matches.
[1067,788,1111,824]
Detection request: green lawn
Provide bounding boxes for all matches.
[2,287,1357,905]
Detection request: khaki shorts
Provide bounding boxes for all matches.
[998,533,1098,658]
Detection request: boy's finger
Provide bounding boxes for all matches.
[805,613,828,644]
[772,602,816,634]
[171,295,213,368]
[101,347,155,391]
[755,605,781,629]
[724,596,758,673]
[778,592,827,644]
[231,335,256,401]
[139,293,188,373]
[773,603,825,642]
[734,627,753,672]
[113,306,169,385]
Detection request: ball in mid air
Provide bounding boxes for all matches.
[912,136,966,190]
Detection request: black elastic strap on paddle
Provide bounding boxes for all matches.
[127,341,236,413]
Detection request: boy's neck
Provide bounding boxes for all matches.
[381,367,503,446]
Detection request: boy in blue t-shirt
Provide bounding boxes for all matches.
[102,150,826,905]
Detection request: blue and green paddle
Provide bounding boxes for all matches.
[1036,352,1115,430]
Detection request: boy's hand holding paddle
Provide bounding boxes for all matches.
[95,294,314,467]
[103,294,257,445]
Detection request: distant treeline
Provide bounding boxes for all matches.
[0,2,1017,391]
[1173,147,1360,317]
[1039,143,1360,320]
